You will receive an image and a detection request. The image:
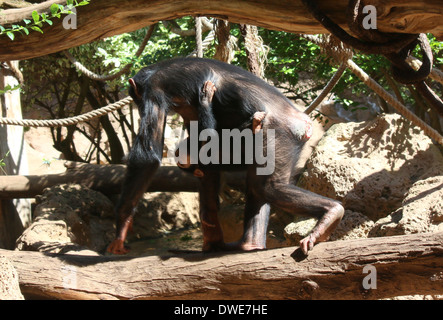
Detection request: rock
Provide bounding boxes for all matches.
[0,256,24,300]
[15,220,74,253]
[329,210,374,241]
[370,175,443,237]
[131,192,199,241]
[319,100,379,123]
[283,216,318,246]
[284,210,374,245]
[218,202,244,243]
[299,113,443,221]
[16,184,201,254]
[17,184,116,253]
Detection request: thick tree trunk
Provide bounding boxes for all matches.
[0,0,442,61]
[0,162,246,199]
[1,231,442,300]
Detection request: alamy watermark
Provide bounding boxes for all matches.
[63,7,78,30]
[362,5,377,30]
[61,264,77,290]
[174,121,276,175]
[362,264,377,290]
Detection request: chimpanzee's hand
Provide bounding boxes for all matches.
[107,239,130,255]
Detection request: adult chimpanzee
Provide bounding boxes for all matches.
[107,57,344,255]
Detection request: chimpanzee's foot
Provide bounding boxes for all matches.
[202,240,227,252]
[252,111,267,134]
[202,240,265,252]
[107,216,134,254]
[225,241,265,251]
[107,239,130,255]
[201,80,217,104]
[299,203,344,255]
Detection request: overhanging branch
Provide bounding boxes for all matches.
[0,0,442,61]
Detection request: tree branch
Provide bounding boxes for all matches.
[1,0,442,61]
[1,231,442,299]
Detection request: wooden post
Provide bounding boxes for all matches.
[0,61,31,249]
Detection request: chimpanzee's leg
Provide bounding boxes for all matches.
[265,181,344,254]
[261,115,343,254]
[198,169,225,251]
[239,113,343,255]
[107,97,167,255]
[238,169,270,250]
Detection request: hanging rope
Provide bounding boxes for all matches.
[303,34,352,114]
[195,17,203,58]
[304,62,347,115]
[0,96,133,128]
[0,25,154,127]
[188,29,216,57]
[64,24,156,81]
[301,0,443,117]
[406,56,443,86]
[303,35,443,146]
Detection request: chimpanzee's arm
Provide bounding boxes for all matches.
[107,96,167,254]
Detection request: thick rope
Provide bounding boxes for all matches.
[406,56,443,85]
[64,24,156,81]
[195,17,203,58]
[0,96,133,128]
[188,29,216,58]
[301,0,443,117]
[345,59,443,145]
[303,35,443,146]
[304,62,347,115]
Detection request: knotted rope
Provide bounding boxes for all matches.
[64,24,156,81]
[301,0,443,117]
[0,96,133,127]
[302,34,443,146]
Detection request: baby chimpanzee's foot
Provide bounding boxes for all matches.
[201,80,217,105]
[252,111,267,134]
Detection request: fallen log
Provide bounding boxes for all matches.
[1,0,442,61]
[0,162,246,199]
[1,231,442,300]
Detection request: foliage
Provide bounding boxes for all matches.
[0,0,90,40]
[0,151,10,175]
[0,84,20,95]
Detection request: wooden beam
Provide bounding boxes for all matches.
[1,231,442,299]
[0,162,246,199]
[0,0,442,61]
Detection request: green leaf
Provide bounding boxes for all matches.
[6,32,14,41]
[45,19,53,26]
[23,27,29,35]
[32,10,40,24]
[50,3,60,15]
[23,19,32,25]
[31,26,43,34]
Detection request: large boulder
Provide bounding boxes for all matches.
[298,113,443,222]
[16,184,115,254]
[16,184,200,254]
[132,191,199,240]
[370,175,443,237]
[284,210,374,245]
[0,256,24,300]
